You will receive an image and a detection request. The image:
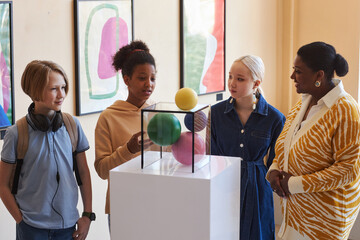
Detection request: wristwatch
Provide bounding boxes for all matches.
[82,212,96,221]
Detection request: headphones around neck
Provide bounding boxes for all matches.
[28,103,63,132]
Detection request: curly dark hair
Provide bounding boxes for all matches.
[112,40,156,78]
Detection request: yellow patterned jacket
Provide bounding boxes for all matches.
[268,79,360,240]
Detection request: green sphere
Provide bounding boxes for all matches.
[147,113,181,146]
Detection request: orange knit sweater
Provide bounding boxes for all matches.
[95,99,155,214]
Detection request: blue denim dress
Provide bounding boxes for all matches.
[211,95,285,240]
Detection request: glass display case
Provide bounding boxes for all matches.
[141,102,211,173]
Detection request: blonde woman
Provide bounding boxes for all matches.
[211,55,285,240]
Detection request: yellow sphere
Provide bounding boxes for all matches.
[175,87,198,110]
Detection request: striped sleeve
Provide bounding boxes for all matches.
[289,97,360,194]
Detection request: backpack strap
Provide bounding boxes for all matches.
[11,117,28,194]
[62,112,82,186]
[62,113,78,153]
[16,117,29,159]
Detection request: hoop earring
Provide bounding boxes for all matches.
[253,93,256,110]
[315,81,321,87]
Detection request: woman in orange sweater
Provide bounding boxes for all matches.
[94,40,156,227]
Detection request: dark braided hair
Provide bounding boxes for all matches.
[297,41,348,82]
[112,40,156,78]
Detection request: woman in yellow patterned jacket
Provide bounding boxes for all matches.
[267,41,360,240]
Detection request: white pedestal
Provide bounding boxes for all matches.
[110,153,240,240]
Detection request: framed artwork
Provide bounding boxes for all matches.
[180,0,225,95]
[0,1,14,139]
[74,0,133,115]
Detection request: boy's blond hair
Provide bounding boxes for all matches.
[21,60,69,101]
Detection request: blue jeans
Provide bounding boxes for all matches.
[16,220,75,240]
